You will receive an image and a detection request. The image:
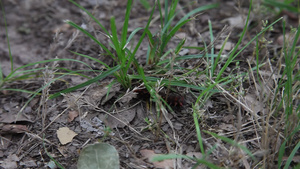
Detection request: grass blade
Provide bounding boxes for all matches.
[129,75,219,92]
[138,0,150,10]
[125,27,143,47]
[110,17,121,58]
[216,2,282,81]
[0,62,3,87]
[121,0,132,48]
[160,19,191,55]
[6,58,93,80]
[151,154,219,169]
[68,0,110,35]
[283,141,300,169]
[175,3,219,28]
[49,65,120,99]
[168,0,179,22]
[43,137,65,169]
[128,0,157,70]
[204,130,255,159]
[65,20,115,60]
[278,125,300,168]
[193,110,205,155]
[263,0,300,13]
[0,88,42,95]
[69,51,110,68]
[164,0,169,27]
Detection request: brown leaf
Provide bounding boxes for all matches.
[244,94,264,114]
[117,92,137,104]
[186,152,203,159]
[0,135,12,149]
[0,112,34,123]
[219,123,236,132]
[225,15,247,29]
[105,108,136,128]
[223,114,235,123]
[1,154,19,169]
[276,32,300,46]
[215,41,234,51]
[0,124,29,134]
[174,32,186,39]
[100,91,117,105]
[140,149,174,169]
[68,110,79,122]
[88,82,120,105]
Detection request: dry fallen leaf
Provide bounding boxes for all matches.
[244,94,264,114]
[0,124,29,134]
[105,108,136,128]
[215,41,234,51]
[80,117,106,136]
[57,127,77,145]
[0,112,34,123]
[175,32,186,39]
[276,32,300,46]
[140,149,174,169]
[88,82,121,106]
[224,15,248,29]
[223,114,235,123]
[68,110,79,122]
[219,123,236,132]
[186,152,203,159]
[1,154,19,169]
[117,91,137,104]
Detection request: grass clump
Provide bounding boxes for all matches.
[152,0,299,168]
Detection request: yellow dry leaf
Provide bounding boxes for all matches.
[57,127,77,145]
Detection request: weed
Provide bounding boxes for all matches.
[263,0,300,15]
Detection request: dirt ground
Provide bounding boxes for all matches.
[0,0,299,168]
